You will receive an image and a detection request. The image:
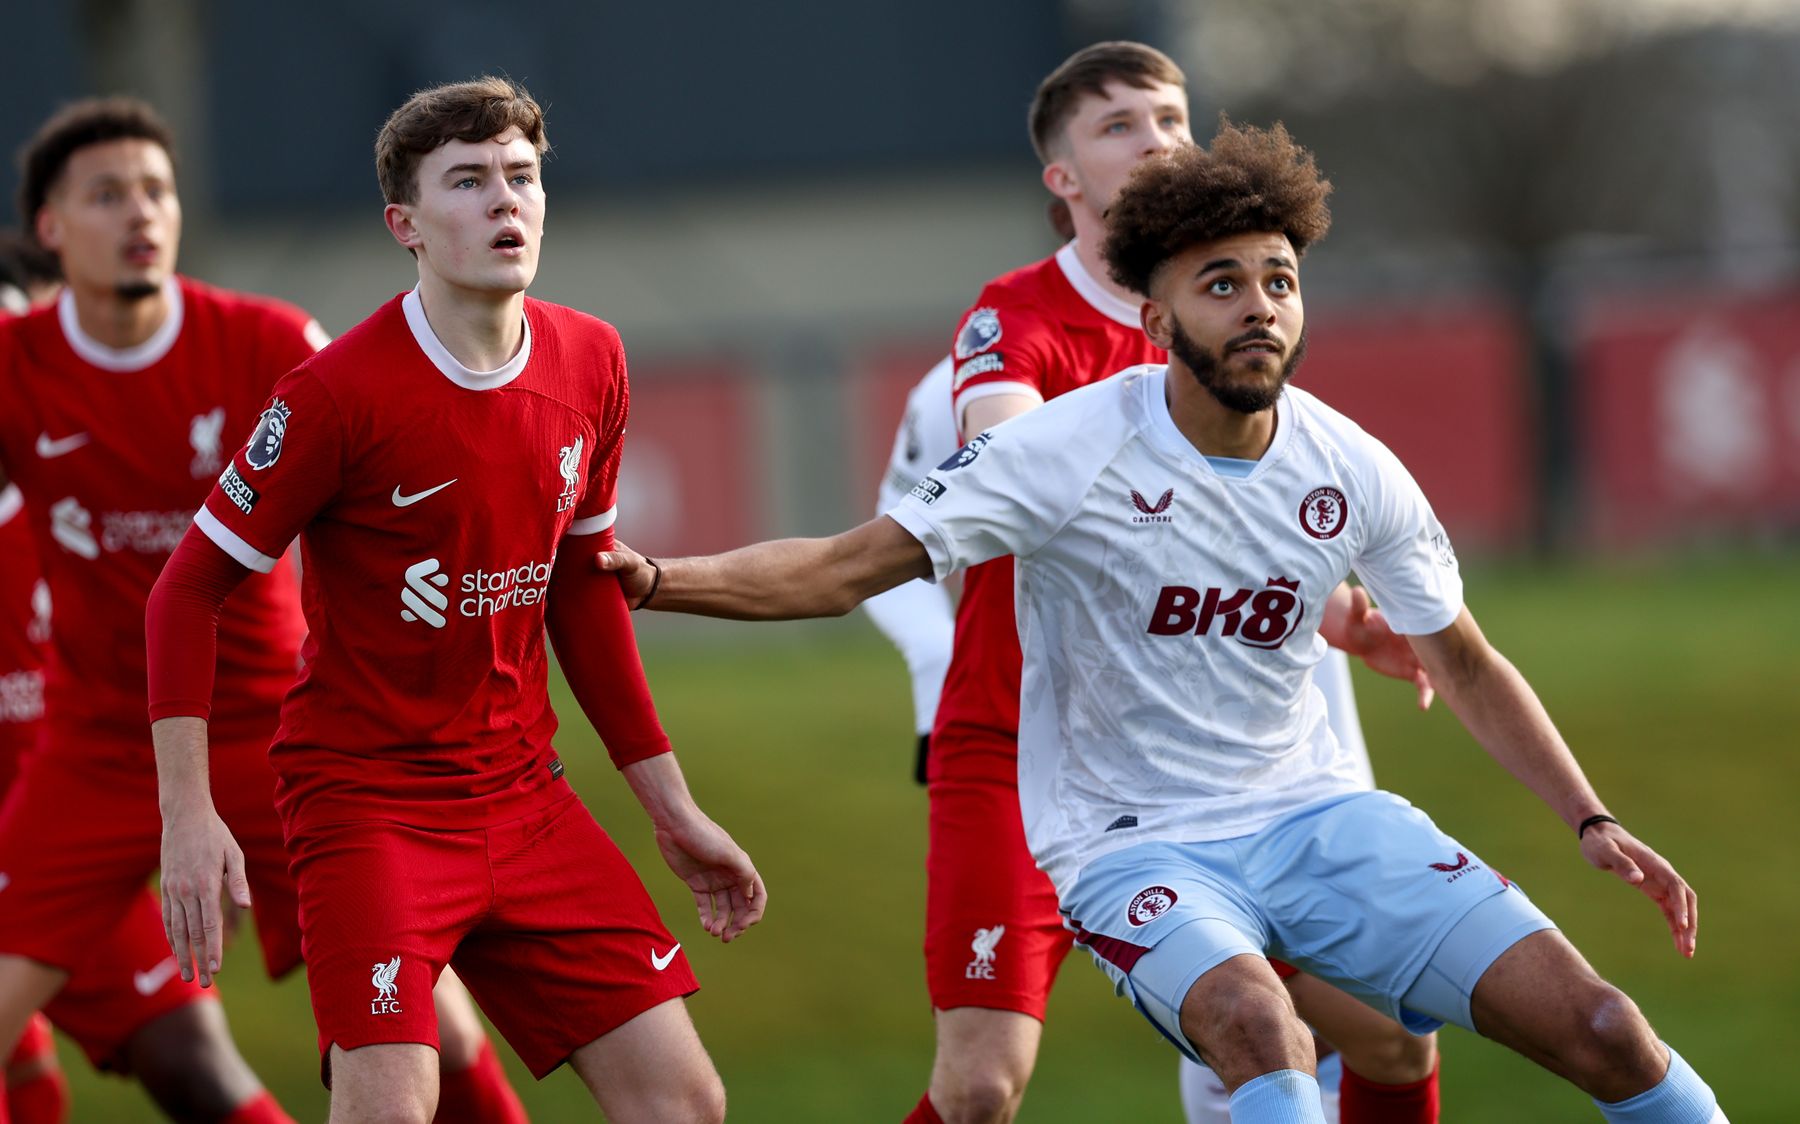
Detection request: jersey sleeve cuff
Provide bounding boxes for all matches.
[884,505,954,583]
[1382,596,1464,637]
[194,505,282,573]
[566,505,618,537]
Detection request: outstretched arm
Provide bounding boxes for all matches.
[596,515,933,621]
[1408,608,1697,958]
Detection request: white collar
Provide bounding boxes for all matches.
[1055,241,1141,328]
[58,277,183,371]
[402,287,531,391]
[0,484,22,526]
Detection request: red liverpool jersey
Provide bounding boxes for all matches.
[0,278,319,740]
[190,290,630,830]
[935,244,1163,778]
[0,486,48,784]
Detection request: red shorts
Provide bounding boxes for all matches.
[925,740,1071,1020]
[0,717,302,979]
[289,787,697,1081]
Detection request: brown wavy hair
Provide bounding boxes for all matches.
[375,76,548,205]
[1028,42,1185,163]
[1102,120,1332,296]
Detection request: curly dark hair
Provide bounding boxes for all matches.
[1102,120,1332,296]
[16,97,176,235]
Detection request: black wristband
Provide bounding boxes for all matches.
[1577,814,1619,839]
[634,557,662,610]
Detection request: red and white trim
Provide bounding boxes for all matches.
[193,505,282,573]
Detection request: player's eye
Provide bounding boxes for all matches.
[96,188,119,205]
[1105,120,1131,135]
[510,173,534,186]
[1209,278,1235,296]
[454,177,478,189]
[1268,277,1293,295]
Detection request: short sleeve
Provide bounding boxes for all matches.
[885,421,1079,583]
[1349,442,1463,635]
[196,368,345,572]
[949,299,1056,423]
[565,338,628,539]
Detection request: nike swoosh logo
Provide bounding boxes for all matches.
[651,944,681,971]
[35,432,91,458]
[391,479,457,507]
[134,956,180,995]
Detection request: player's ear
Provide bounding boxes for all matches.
[383,202,421,253]
[33,206,61,254]
[1140,296,1174,349]
[1041,158,1079,204]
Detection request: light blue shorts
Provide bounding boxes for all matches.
[1060,791,1555,1062]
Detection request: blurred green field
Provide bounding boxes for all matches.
[57,553,1798,1121]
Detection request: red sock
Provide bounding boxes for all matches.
[902,1092,945,1124]
[5,1070,69,1124]
[433,1040,528,1124]
[1338,1058,1440,1124]
[222,1090,296,1124]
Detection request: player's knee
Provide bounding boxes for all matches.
[628,1071,726,1124]
[933,1069,1025,1124]
[1334,1026,1437,1085]
[1568,984,1660,1083]
[1186,985,1308,1079]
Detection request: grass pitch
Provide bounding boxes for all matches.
[58,553,1798,1121]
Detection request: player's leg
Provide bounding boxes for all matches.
[916,1008,1044,1124]
[328,1043,439,1124]
[430,970,527,1124]
[1455,930,1723,1121]
[1255,792,1723,1123]
[1284,971,1438,1122]
[565,999,723,1124]
[450,794,703,1116]
[913,764,1071,1124]
[286,819,485,1124]
[0,963,62,1069]
[45,888,290,1122]
[5,1014,69,1124]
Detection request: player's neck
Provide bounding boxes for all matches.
[1068,211,1138,306]
[67,278,170,350]
[413,273,527,373]
[1164,362,1278,460]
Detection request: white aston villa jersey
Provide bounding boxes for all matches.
[888,366,1462,893]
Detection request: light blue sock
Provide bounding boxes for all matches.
[1596,1044,1720,1123]
[1229,1069,1328,1124]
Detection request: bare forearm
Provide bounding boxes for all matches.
[650,519,930,620]
[621,752,701,828]
[1431,646,1606,830]
[153,716,215,818]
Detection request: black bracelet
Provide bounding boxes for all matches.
[1577,814,1619,839]
[634,557,662,610]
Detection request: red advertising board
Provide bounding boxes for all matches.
[615,361,763,557]
[1577,291,1800,546]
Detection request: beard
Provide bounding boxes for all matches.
[1168,317,1308,415]
[115,279,161,301]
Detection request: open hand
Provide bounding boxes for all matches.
[1580,822,1698,958]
